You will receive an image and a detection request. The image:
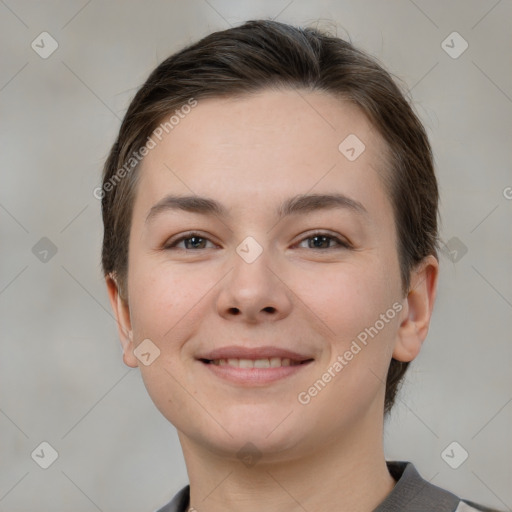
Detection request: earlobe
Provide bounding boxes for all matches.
[392,255,439,363]
[105,273,138,368]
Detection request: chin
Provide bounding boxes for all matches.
[178,409,308,459]
[200,429,306,464]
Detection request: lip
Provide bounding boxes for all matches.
[196,345,315,386]
[201,361,313,385]
[197,345,313,362]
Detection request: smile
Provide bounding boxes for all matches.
[201,357,311,368]
[198,357,314,385]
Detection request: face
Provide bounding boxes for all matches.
[108,88,437,462]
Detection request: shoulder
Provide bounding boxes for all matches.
[153,484,190,512]
[153,463,503,512]
[375,461,502,512]
[456,499,504,512]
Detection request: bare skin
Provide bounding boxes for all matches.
[106,88,438,512]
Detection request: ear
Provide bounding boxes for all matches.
[393,255,439,362]
[105,273,138,368]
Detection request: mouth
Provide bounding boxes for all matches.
[196,346,315,385]
[199,357,313,368]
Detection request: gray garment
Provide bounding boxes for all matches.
[155,461,499,512]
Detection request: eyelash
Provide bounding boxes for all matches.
[164,231,352,251]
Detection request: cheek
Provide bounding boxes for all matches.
[126,263,204,424]
[299,270,400,421]
[305,259,398,335]
[127,259,221,356]
[128,250,188,324]
[128,274,175,338]
[316,257,401,384]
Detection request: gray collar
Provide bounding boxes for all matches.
[156,461,462,512]
[374,461,460,511]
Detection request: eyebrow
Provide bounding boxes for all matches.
[145,192,368,224]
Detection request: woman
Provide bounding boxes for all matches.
[100,19,500,512]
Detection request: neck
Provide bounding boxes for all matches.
[178,407,396,512]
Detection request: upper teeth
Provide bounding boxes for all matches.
[210,357,301,368]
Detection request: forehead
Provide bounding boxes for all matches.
[134,88,392,223]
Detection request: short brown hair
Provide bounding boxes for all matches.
[100,19,439,415]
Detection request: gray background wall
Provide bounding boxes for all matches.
[1,1,511,511]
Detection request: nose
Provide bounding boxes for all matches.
[215,241,293,324]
